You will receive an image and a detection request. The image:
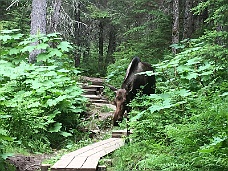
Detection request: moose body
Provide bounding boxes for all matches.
[113,57,156,126]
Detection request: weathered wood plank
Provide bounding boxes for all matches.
[112,130,132,138]
[51,155,75,169]
[89,138,124,158]
[66,156,87,169]
[66,138,117,158]
[51,138,124,171]
[81,157,100,169]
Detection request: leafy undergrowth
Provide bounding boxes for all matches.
[108,31,228,170]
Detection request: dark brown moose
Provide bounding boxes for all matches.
[113,57,156,126]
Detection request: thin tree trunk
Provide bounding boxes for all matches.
[74,1,81,67]
[29,0,47,63]
[172,0,179,54]
[98,20,104,67]
[183,0,193,39]
[106,24,116,64]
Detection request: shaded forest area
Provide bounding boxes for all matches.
[0,0,228,170]
[1,0,216,75]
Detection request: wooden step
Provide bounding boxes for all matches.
[91,100,109,104]
[112,130,133,138]
[82,85,104,89]
[83,95,102,100]
[92,103,116,110]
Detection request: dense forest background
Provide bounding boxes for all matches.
[0,0,227,170]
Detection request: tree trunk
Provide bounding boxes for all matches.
[172,0,179,54]
[106,24,116,64]
[98,20,104,67]
[183,0,193,39]
[29,0,47,63]
[74,1,81,67]
[48,0,62,33]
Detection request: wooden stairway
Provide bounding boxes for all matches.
[81,76,110,105]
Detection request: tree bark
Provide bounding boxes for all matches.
[172,0,179,54]
[29,0,47,63]
[48,0,62,33]
[74,1,81,67]
[106,24,116,64]
[98,20,104,67]
[183,0,193,39]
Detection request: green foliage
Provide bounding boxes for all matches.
[0,29,74,67]
[0,30,88,153]
[192,0,228,28]
[111,33,228,170]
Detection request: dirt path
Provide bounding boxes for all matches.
[6,154,50,171]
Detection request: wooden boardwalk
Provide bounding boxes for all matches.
[49,77,127,171]
[51,136,125,171]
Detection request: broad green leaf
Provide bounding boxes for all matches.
[186,57,201,65]
[46,99,57,107]
[186,72,198,80]
[149,104,163,113]
[19,40,32,45]
[21,45,36,53]
[37,53,50,62]
[28,101,40,108]
[48,48,62,57]
[0,115,12,119]
[43,71,57,77]
[36,43,49,50]
[57,41,73,52]
[55,95,67,102]
[11,33,24,39]
[1,153,14,160]
[1,29,20,33]
[198,63,213,71]
[200,71,213,76]
[219,92,228,97]
[48,122,62,133]
[177,65,191,73]
[31,80,43,89]
[131,111,145,121]
[0,35,11,41]
[0,134,14,141]
[177,89,191,97]
[60,131,72,137]
[9,48,20,55]
[149,94,163,100]
[58,68,69,73]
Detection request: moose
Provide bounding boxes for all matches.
[113,57,156,126]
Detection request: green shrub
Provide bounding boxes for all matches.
[0,30,88,152]
[111,36,228,170]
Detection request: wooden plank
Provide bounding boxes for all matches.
[51,138,124,171]
[81,156,100,170]
[112,130,132,138]
[89,138,124,158]
[51,155,75,169]
[78,139,117,157]
[66,156,87,169]
[83,95,101,99]
[83,85,104,89]
[67,139,116,158]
